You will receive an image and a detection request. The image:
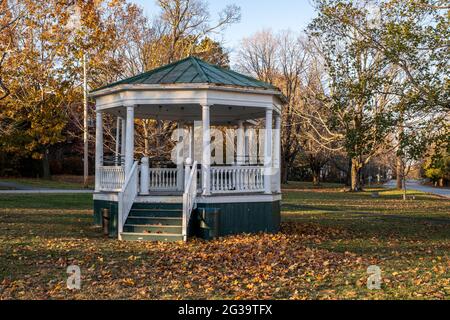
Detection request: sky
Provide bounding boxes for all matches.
[130,0,317,63]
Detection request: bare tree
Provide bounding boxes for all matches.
[238,29,278,83]
[157,0,240,63]
[236,30,310,183]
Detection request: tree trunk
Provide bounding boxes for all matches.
[42,148,51,180]
[396,155,403,189]
[345,158,352,187]
[350,158,362,192]
[312,171,320,186]
[281,159,289,184]
[403,175,407,201]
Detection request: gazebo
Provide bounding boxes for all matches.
[89,57,285,242]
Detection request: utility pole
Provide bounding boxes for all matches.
[83,53,89,188]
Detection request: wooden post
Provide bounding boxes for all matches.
[274,114,281,193]
[140,157,149,195]
[202,105,211,196]
[115,117,120,166]
[125,106,134,176]
[83,53,89,188]
[177,121,185,191]
[185,157,192,189]
[264,108,273,194]
[94,111,103,192]
[237,120,245,165]
[121,116,126,165]
[189,124,195,161]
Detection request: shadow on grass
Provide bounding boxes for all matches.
[0,194,93,210]
[283,211,450,241]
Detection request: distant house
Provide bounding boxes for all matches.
[89,57,284,242]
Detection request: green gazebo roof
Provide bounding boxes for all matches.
[92,56,278,93]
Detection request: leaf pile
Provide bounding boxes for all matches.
[0,220,366,300]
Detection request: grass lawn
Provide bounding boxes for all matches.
[0,175,94,190]
[0,185,449,300]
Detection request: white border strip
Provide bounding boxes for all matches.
[93,193,282,204]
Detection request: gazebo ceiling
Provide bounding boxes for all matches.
[92,56,278,93]
[108,104,267,125]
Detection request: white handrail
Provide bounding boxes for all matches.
[182,161,198,241]
[118,161,139,240]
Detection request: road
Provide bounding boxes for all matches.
[384,180,450,199]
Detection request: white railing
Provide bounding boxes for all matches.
[118,161,139,239]
[98,166,125,192]
[149,168,179,191]
[182,161,198,241]
[211,166,265,194]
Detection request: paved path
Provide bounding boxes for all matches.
[0,181,41,190]
[0,189,93,194]
[384,180,450,199]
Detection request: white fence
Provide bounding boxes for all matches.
[210,166,265,193]
[98,165,268,195]
[98,166,125,192]
[149,168,179,191]
[118,161,139,239]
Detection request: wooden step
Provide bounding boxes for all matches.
[131,203,182,210]
[125,216,182,226]
[123,224,182,234]
[120,232,183,242]
[129,209,182,218]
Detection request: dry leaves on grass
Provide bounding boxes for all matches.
[0,223,367,300]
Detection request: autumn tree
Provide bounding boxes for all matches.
[423,142,450,187]
[307,1,406,191]
[310,0,449,191]
[0,0,23,100]
[0,0,76,178]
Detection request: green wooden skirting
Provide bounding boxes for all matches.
[93,199,280,240]
[195,201,281,239]
[93,200,118,238]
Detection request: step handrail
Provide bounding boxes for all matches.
[182,160,198,241]
[118,161,139,240]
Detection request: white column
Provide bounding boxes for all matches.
[237,120,245,165]
[94,112,103,192]
[244,125,249,164]
[202,105,211,196]
[264,108,273,194]
[125,106,135,176]
[177,121,185,191]
[185,158,193,189]
[121,116,126,164]
[189,124,195,161]
[115,117,120,166]
[274,114,281,193]
[140,157,149,195]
